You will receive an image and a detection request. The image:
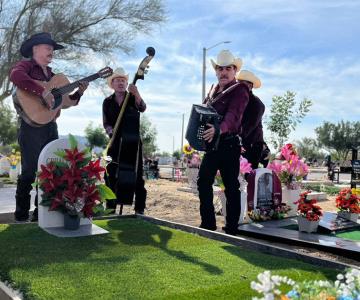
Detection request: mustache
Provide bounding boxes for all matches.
[220,75,228,79]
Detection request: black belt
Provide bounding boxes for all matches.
[219,134,242,146]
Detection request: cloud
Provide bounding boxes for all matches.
[37,1,360,154]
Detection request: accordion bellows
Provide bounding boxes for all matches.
[185,104,222,152]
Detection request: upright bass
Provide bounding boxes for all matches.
[105,47,155,209]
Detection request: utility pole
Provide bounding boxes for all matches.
[202,41,231,101]
[181,113,184,152]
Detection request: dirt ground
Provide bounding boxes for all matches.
[120,179,359,267]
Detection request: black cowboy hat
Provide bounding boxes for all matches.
[20,32,64,58]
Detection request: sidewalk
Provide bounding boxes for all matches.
[0,185,35,222]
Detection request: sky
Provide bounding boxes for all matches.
[49,0,360,154]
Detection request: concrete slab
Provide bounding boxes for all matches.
[42,224,109,238]
[238,217,360,260]
[307,191,327,201]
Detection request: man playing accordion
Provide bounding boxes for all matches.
[198,50,250,235]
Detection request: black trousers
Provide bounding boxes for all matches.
[197,137,241,231]
[15,120,58,221]
[243,142,263,169]
[106,144,147,212]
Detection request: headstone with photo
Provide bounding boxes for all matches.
[37,138,108,237]
[247,168,282,213]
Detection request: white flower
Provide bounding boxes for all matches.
[337,274,344,280]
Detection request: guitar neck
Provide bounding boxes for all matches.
[56,73,99,95]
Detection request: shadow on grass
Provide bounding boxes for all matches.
[221,244,337,280]
[0,223,122,298]
[107,219,223,275]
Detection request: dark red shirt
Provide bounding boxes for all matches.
[102,92,146,136]
[10,59,81,101]
[241,92,265,147]
[206,79,249,135]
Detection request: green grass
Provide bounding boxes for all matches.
[0,219,337,300]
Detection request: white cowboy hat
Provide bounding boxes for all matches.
[210,50,243,71]
[107,67,129,88]
[236,70,261,89]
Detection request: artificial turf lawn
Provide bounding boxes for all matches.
[0,219,337,300]
[281,224,360,241]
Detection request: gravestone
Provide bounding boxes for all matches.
[37,138,108,237]
[319,211,360,232]
[247,168,282,212]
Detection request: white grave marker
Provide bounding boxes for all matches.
[37,138,108,237]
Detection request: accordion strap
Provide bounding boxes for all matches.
[207,82,240,106]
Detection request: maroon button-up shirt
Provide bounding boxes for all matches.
[206,79,249,135]
[10,59,81,102]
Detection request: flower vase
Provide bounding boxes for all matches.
[186,167,199,191]
[338,211,359,222]
[63,213,80,230]
[218,190,227,216]
[282,187,300,217]
[297,216,319,233]
[238,174,248,223]
[9,166,18,181]
[238,174,247,193]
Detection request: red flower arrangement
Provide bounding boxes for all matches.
[294,191,323,221]
[37,135,115,218]
[336,188,360,214]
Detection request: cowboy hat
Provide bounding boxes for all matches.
[107,67,129,88]
[20,32,64,58]
[236,70,261,89]
[210,50,242,71]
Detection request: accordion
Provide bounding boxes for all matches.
[185,104,222,152]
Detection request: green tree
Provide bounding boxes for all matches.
[172,150,181,160]
[140,115,157,157]
[295,137,323,161]
[315,120,360,163]
[0,0,166,102]
[0,103,18,145]
[84,122,108,150]
[266,91,312,150]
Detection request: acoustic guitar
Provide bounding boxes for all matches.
[12,67,113,125]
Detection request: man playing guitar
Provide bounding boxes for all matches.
[10,32,88,222]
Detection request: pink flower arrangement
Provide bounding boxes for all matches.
[189,153,201,168]
[267,143,309,189]
[239,156,252,175]
[182,144,202,168]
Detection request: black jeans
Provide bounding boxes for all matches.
[197,136,241,231]
[105,144,147,212]
[243,142,263,169]
[15,120,58,221]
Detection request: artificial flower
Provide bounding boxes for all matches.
[36,135,115,218]
[295,191,323,221]
[336,188,360,214]
[267,144,308,189]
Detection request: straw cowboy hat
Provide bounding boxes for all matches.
[210,50,243,71]
[20,32,64,58]
[107,67,129,88]
[236,70,261,89]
